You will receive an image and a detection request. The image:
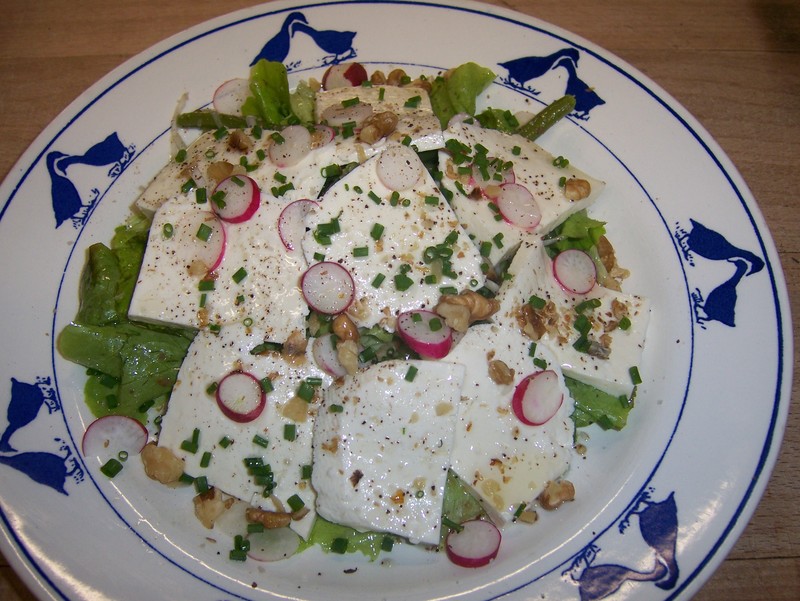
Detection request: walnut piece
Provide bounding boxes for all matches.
[564,178,591,201]
[227,129,253,152]
[193,487,235,529]
[488,359,515,385]
[358,111,399,145]
[538,479,575,510]
[336,339,360,376]
[140,442,184,484]
[332,314,360,342]
[435,291,499,332]
[246,506,293,529]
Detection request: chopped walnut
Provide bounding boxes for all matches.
[538,479,575,510]
[518,300,561,341]
[206,160,235,183]
[370,70,387,85]
[488,359,515,385]
[386,68,408,86]
[516,509,539,524]
[227,129,253,152]
[193,487,235,529]
[332,313,360,342]
[281,396,311,422]
[336,339,360,376]
[435,291,499,332]
[282,330,308,362]
[140,442,184,484]
[597,235,630,291]
[564,178,591,201]
[246,506,292,529]
[358,111,399,145]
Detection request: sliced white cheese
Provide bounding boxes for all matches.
[440,121,604,267]
[311,359,465,545]
[135,128,335,216]
[494,239,650,398]
[129,193,308,343]
[302,143,485,330]
[315,85,443,155]
[446,323,575,523]
[157,322,331,540]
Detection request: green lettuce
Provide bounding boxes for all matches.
[241,59,296,126]
[430,62,495,127]
[566,376,633,431]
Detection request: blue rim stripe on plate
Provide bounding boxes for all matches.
[0,1,788,599]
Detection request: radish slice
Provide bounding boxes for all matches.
[81,415,148,462]
[212,78,250,116]
[247,527,302,562]
[445,519,501,568]
[211,175,261,223]
[322,62,368,89]
[269,125,312,168]
[494,183,541,231]
[312,334,348,377]
[171,210,226,274]
[278,199,317,251]
[301,262,355,315]
[376,145,423,191]
[216,371,266,423]
[320,102,373,128]
[471,159,515,199]
[511,370,564,426]
[311,124,335,148]
[553,248,597,294]
[396,310,453,359]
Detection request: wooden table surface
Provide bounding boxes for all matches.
[0,0,797,599]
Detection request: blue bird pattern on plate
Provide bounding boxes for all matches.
[675,219,764,327]
[0,377,84,495]
[564,491,680,600]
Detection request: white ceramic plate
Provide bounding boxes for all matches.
[0,1,792,600]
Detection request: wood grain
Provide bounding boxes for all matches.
[0,1,797,599]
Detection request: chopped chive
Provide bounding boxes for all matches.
[211,190,226,208]
[198,279,215,292]
[370,223,384,240]
[195,187,207,204]
[618,316,632,330]
[441,516,463,532]
[284,423,297,441]
[206,381,218,395]
[232,267,248,283]
[271,131,285,144]
[371,273,386,288]
[328,403,344,413]
[352,246,369,257]
[512,502,527,521]
[629,366,642,385]
[100,458,123,478]
[252,434,270,448]
[528,295,547,310]
[341,96,360,107]
[162,223,174,239]
[213,127,228,140]
[194,475,209,494]
[178,472,195,485]
[576,298,602,313]
[404,95,422,108]
[405,365,418,382]
[424,195,439,205]
[313,252,326,262]
[297,380,315,402]
[174,148,187,163]
[368,190,382,204]
[511,145,521,156]
[181,178,196,194]
[218,436,233,449]
[394,272,414,291]
[229,549,247,562]
[321,164,341,178]
[301,464,313,479]
[196,223,212,242]
[330,537,349,554]
[247,522,265,533]
[378,87,386,101]
[533,357,548,370]
[424,274,438,284]
[287,494,305,512]
[528,342,538,357]
[429,317,443,331]
[200,451,212,468]
[381,536,394,552]
[439,285,458,295]
[479,241,492,257]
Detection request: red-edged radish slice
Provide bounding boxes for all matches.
[471,159,515,199]
[312,334,349,377]
[278,199,317,251]
[445,519,501,568]
[216,371,266,423]
[376,145,423,191]
[81,415,148,461]
[321,62,369,89]
[247,527,302,562]
[211,175,261,223]
[511,370,564,426]
[396,310,453,359]
[311,124,335,148]
[170,210,226,274]
[301,262,355,315]
[212,78,250,116]
[494,183,541,231]
[320,101,373,128]
[269,125,312,168]
[552,248,597,294]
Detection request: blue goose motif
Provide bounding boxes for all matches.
[250,11,308,65]
[0,377,83,495]
[46,132,133,228]
[676,219,764,327]
[290,21,357,64]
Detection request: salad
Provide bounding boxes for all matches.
[58,59,650,567]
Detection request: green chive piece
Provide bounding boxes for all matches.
[287,494,305,512]
[252,434,269,448]
[195,187,207,204]
[100,458,124,478]
[405,365,418,382]
[371,273,386,288]
[529,295,547,310]
[381,536,394,552]
[174,148,187,163]
[370,223,385,240]
[196,223,212,241]
[218,436,233,449]
[232,267,248,283]
[629,366,642,385]
[162,223,174,239]
[200,451,212,468]
[352,246,369,257]
[301,464,313,479]
[330,537,349,554]
[284,423,296,441]
[619,316,632,330]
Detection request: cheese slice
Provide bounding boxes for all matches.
[440,121,604,267]
[311,360,465,545]
[157,322,331,540]
[302,143,485,330]
[494,238,650,398]
[446,323,575,523]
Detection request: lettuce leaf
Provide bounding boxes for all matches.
[241,59,295,126]
[566,376,633,431]
[430,62,495,127]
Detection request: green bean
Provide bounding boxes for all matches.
[174,110,251,131]
[515,94,576,141]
